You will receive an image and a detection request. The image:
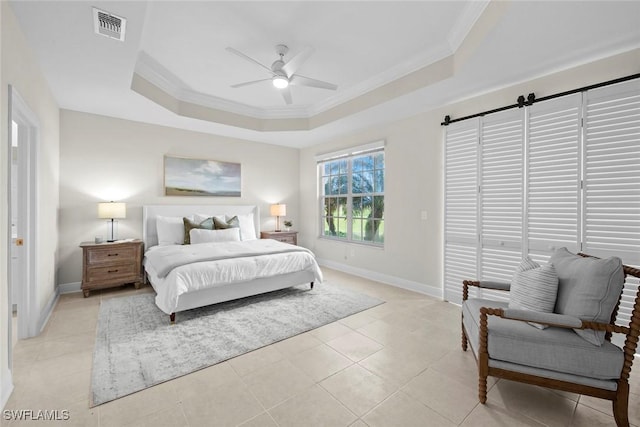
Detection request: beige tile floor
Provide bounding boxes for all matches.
[3,268,639,426]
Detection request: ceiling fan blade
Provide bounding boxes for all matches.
[282,46,314,77]
[226,47,274,75]
[290,74,338,91]
[281,86,293,105]
[231,78,271,88]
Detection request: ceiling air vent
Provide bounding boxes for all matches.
[93,7,126,42]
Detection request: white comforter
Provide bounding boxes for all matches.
[144,239,323,314]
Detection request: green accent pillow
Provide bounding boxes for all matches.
[183,217,214,244]
[213,216,240,230]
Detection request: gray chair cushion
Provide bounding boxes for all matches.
[463,298,624,380]
[551,248,625,346]
[509,257,558,329]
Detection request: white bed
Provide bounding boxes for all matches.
[142,205,322,322]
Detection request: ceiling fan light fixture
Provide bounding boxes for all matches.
[272,75,289,89]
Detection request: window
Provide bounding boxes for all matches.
[318,142,385,245]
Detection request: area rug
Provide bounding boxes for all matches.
[90,282,383,406]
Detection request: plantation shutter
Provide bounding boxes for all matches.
[526,93,582,264]
[583,79,640,326]
[478,109,524,301]
[444,118,479,304]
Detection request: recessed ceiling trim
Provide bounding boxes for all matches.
[135,51,311,119]
[307,43,453,116]
[447,0,491,51]
[133,3,489,121]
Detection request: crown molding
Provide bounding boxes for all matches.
[308,43,453,116]
[447,0,491,51]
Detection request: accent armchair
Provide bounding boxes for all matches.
[461,250,640,427]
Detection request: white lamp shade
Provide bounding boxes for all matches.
[98,202,126,219]
[270,204,286,217]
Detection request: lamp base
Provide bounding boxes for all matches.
[106,219,119,242]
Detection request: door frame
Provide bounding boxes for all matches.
[7,85,39,355]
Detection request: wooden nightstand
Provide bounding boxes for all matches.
[80,240,144,297]
[260,231,298,245]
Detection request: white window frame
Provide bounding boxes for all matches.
[317,141,385,246]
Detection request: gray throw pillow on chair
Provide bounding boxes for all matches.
[551,248,625,346]
[509,257,559,329]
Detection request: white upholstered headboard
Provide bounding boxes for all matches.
[142,205,260,249]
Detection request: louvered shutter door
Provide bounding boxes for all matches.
[583,79,640,326]
[479,110,524,301]
[444,119,479,304]
[527,93,582,264]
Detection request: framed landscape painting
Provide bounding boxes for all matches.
[164,155,241,197]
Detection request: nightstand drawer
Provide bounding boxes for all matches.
[260,231,298,245]
[88,246,137,265]
[85,263,137,284]
[273,235,296,244]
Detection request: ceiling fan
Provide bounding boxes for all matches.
[226,44,338,105]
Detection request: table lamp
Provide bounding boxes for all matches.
[98,201,126,242]
[270,203,286,232]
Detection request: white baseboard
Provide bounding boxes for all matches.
[58,281,81,294]
[1,369,14,410]
[317,258,443,300]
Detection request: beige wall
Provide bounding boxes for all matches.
[300,48,640,296]
[1,1,60,406]
[58,110,300,285]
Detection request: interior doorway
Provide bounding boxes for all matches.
[7,85,39,371]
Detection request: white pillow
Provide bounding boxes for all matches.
[189,228,241,244]
[156,215,192,246]
[509,257,559,329]
[233,213,257,241]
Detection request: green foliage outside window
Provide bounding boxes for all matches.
[320,151,384,245]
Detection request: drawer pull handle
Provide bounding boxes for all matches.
[108,269,119,273]
[108,253,119,257]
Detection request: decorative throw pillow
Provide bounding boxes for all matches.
[213,216,240,231]
[551,247,625,346]
[183,217,214,245]
[509,257,559,329]
[194,213,226,224]
[189,228,241,244]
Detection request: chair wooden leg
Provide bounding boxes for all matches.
[478,374,488,404]
[461,321,468,351]
[613,382,630,427]
[478,308,489,404]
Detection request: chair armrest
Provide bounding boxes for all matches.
[462,280,510,301]
[463,280,510,291]
[502,309,582,328]
[479,281,511,291]
[483,308,631,335]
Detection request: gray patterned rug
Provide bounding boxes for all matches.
[91,282,383,406]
